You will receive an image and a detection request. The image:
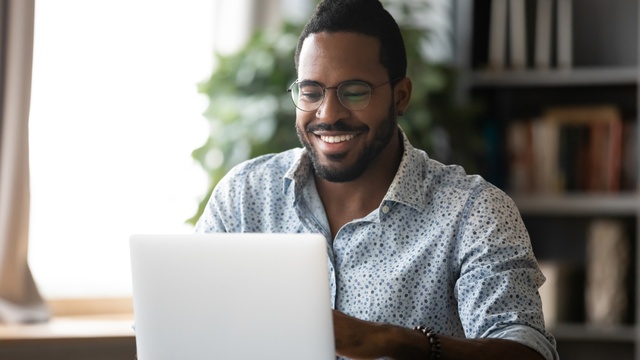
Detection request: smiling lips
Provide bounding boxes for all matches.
[318,134,356,143]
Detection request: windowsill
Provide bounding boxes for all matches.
[0,299,136,360]
[47,297,134,317]
[0,297,134,342]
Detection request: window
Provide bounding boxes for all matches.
[28,0,446,301]
[28,1,217,299]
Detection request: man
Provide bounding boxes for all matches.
[195,0,558,359]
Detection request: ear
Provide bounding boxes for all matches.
[393,77,412,115]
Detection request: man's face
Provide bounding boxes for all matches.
[295,32,397,183]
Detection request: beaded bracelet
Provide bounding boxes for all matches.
[414,326,441,360]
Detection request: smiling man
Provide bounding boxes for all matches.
[195,1,558,359]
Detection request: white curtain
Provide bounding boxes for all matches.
[0,0,49,324]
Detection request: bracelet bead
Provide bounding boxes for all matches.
[414,326,441,360]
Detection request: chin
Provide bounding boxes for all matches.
[313,156,367,183]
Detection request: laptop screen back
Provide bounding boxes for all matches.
[130,233,335,360]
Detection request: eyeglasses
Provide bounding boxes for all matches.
[287,79,393,112]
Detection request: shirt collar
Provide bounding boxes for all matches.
[283,147,310,206]
[384,130,428,211]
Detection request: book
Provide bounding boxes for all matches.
[556,123,589,191]
[605,116,623,192]
[508,0,527,69]
[506,105,624,194]
[621,121,638,191]
[534,0,552,69]
[585,219,630,325]
[531,117,561,193]
[506,120,535,193]
[587,121,607,191]
[538,260,584,326]
[556,0,572,69]
[544,105,623,192]
[489,0,508,70]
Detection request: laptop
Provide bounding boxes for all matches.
[129,233,335,360]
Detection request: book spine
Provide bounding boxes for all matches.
[489,0,508,70]
[534,0,552,69]
[556,0,572,69]
[509,0,527,69]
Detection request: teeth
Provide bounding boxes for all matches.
[319,134,355,143]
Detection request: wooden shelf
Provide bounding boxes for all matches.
[550,323,637,343]
[468,67,638,88]
[510,193,640,216]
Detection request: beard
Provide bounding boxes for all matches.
[296,104,397,183]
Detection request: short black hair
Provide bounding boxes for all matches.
[294,0,407,83]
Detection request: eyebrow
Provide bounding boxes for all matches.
[297,78,374,87]
[297,79,323,86]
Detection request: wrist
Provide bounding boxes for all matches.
[376,324,431,360]
[414,326,441,360]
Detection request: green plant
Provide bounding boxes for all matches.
[188,22,302,224]
[188,2,482,224]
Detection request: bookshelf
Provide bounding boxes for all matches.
[511,193,640,216]
[468,67,638,87]
[453,1,640,359]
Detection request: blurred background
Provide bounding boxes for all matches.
[28,0,458,302]
[2,1,639,360]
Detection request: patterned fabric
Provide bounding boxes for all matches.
[195,131,558,360]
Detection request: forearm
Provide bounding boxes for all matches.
[373,325,546,360]
[333,310,545,360]
[370,327,543,360]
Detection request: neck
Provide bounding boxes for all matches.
[315,131,403,237]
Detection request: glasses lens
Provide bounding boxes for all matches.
[291,82,324,111]
[338,81,371,110]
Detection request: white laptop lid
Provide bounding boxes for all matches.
[130,233,335,360]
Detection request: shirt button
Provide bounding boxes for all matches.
[382,205,390,214]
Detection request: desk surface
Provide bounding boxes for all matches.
[0,314,134,341]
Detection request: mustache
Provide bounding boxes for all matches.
[305,121,368,133]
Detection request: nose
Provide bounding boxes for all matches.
[316,88,349,123]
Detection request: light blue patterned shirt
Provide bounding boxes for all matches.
[195,131,558,360]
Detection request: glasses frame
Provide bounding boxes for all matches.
[287,78,396,112]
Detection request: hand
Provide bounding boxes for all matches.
[332,310,428,360]
[332,309,386,359]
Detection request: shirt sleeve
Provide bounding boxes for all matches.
[194,165,244,233]
[489,325,559,360]
[454,185,559,360]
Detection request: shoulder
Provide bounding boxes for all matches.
[406,146,495,196]
[406,146,516,213]
[221,148,302,185]
[197,148,303,232]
